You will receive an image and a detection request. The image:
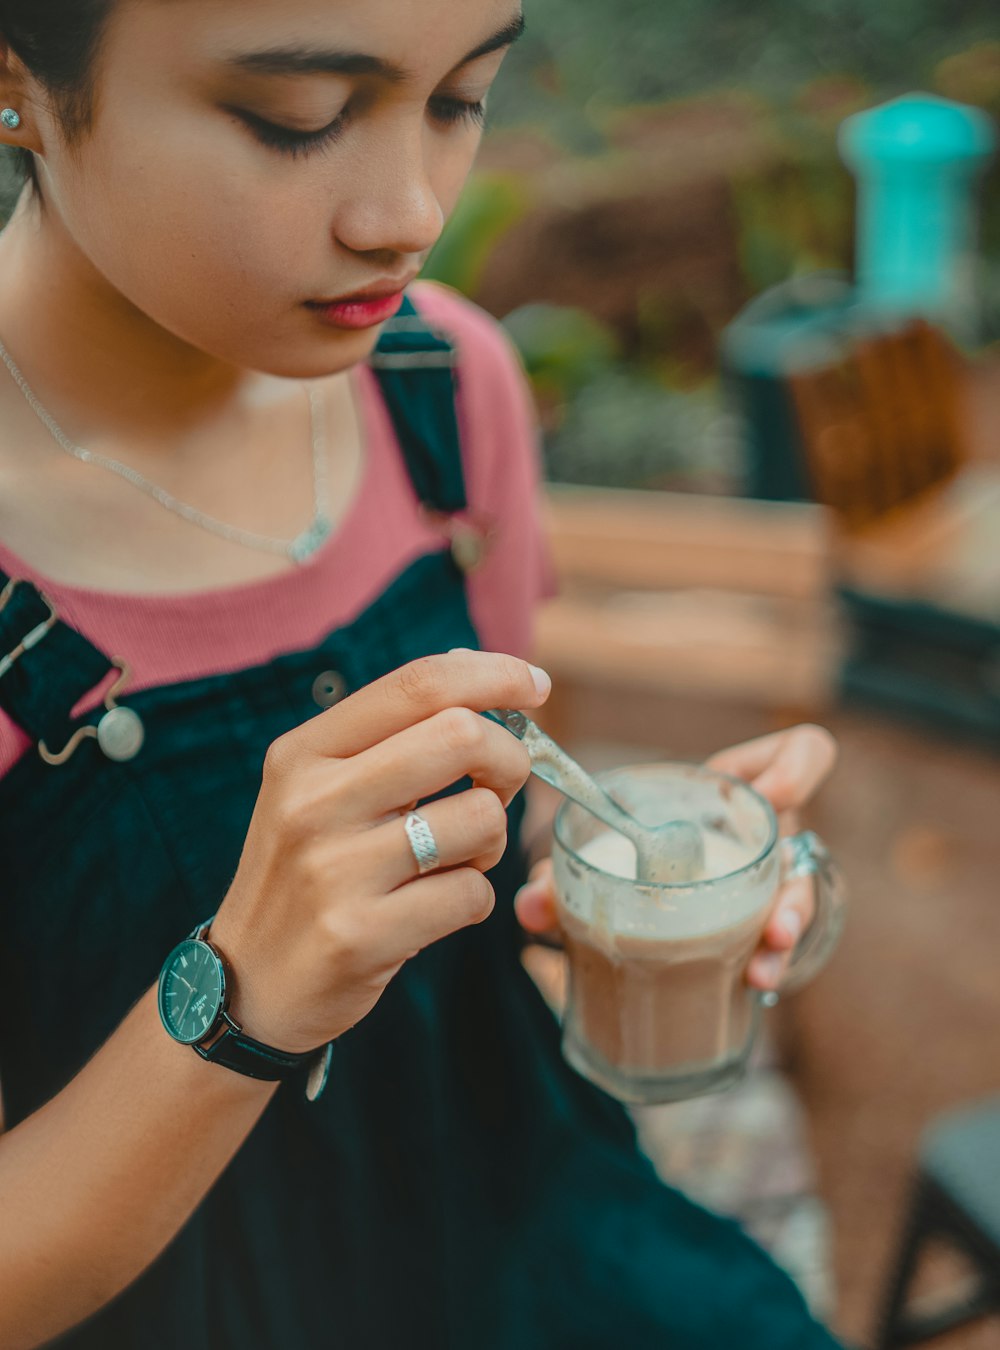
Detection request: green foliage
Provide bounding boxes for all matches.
[501,303,620,404]
[499,303,735,490]
[491,0,999,133]
[540,365,732,490]
[421,173,529,295]
[473,4,1000,482]
[731,155,856,293]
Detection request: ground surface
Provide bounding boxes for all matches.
[547,692,1000,1350]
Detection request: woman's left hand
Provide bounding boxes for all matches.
[514,724,838,994]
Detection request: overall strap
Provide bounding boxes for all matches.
[0,576,124,761]
[369,293,468,515]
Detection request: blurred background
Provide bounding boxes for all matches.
[424,4,1000,1348]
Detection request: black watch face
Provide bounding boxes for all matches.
[158,939,225,1045]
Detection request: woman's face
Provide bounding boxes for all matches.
[22,0,522,376]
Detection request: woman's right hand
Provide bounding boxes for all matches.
[209,650,550,1054]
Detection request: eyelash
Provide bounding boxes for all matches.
[240,97,486,158]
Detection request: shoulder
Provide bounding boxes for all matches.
[408,282,526,395]
[406,287,554,656]
[406,282,537,489]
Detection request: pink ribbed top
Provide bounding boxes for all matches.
[0,285,555,777]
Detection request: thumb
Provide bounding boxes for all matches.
[514,858,560,936]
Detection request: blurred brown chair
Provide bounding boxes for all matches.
[786,316,1000,743]
[787,318,966,533]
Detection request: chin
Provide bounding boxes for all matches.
[239,325,384,381]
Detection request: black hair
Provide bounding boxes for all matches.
[0,0,115,192]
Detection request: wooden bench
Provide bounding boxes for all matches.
[534,485,842,741]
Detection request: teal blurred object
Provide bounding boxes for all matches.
[719,272,857,501]
[839,93,997,339]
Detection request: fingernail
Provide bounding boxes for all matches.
[448,647,473,654]
[516,881,545,904]
[779,911,803,943]
[528,664,551,699]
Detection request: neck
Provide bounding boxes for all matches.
[0,192,308,456]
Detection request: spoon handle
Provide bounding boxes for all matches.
[487,709,644,844]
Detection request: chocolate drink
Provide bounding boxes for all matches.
[560,830,770,1079]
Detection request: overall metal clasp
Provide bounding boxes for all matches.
[0,578,145,766]
[38,660,145,765]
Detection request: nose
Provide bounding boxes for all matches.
[332,122,445,259]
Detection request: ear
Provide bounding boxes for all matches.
[0,38,46,155]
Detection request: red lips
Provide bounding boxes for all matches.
[308,291,406,330]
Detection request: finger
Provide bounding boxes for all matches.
[751,724,837,813]
[705,729,789,779]
[776,806,803,840]
[289,651,551,760]
[760,875,817,951]
[514,863,560,936]
[362,788,510,889]
[745,875,817,990]
[527,857,554,887]
[708,724,838,814]
[335,706,531,822]
[375,867,497,957]
[746,947,792,992]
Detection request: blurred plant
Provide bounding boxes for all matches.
[490,0,999,129]
[730,151,855,294]
[501,302,737,490]
[935,42,1000,124]
[934,42,1000,311]
[541,366,733,490]
[482,0,999,348]
[501,302,620,411]
[421,172,529,296]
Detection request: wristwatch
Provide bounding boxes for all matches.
[157,919,332,1102]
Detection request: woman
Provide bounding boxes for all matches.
[0,1,842,1346]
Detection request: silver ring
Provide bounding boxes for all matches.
[404,810,440,875]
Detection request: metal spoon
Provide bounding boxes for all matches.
[488,709,705,883]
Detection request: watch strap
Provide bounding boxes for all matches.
[195,1018,312,1081]
[184,916,333,1099]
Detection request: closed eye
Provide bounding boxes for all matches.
[232,95,487,158]
[232,107,348,157]
[428,96,487,128]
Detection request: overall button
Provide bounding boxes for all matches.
[96,706,145,762]
[312,670,347,709]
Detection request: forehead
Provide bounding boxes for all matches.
[113,0,521,81]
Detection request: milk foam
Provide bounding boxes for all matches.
[570,826,776,940]
[578,828,753,883]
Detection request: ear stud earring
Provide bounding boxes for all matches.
[0,109,21,130]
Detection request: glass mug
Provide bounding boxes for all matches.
[551,762,846,1104]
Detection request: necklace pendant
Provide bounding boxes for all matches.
[288,514,333,564]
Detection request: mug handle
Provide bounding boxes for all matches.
[777,830,847,994]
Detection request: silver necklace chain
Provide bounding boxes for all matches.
[0,335,334,565]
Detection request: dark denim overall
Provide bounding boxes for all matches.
[0,300,841,1349]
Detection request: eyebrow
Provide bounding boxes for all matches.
[226,13,525,82]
